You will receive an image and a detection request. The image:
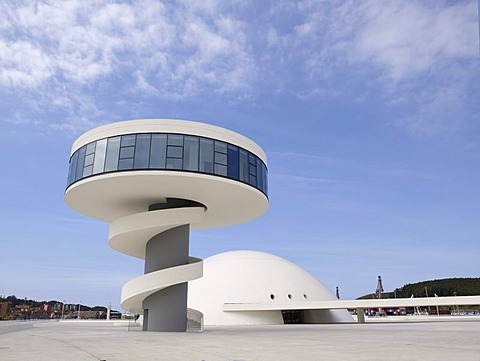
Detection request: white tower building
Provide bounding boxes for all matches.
[65,119,268,331]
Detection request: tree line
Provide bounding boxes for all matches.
[0,295,106,312]
[358,277,480,299]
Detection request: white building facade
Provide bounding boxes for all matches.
[188,251,352,326]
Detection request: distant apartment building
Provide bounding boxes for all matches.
[0,302,10,319]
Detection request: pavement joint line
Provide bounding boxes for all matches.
[33,334,105,361]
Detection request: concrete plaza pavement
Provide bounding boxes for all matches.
[1,318,479,361]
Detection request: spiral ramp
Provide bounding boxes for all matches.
[120,256,203,312]
[108,203,206,332]
[109,206,206,260]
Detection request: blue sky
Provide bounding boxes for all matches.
[1,0,479,309]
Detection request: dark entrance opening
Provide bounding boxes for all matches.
[281,310,304,324]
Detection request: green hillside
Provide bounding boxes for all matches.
[358,277,480,299]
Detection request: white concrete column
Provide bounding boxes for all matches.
[356,308,365,323]
[142,224,190,332]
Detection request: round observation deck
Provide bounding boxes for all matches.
[65,119,268,227]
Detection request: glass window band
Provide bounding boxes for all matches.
[66,132,268,197]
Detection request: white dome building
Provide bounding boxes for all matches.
[188,251,353,326]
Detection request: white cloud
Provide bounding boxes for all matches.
[263,0,479,136]
[0,0,256,131]
[1,0,255,93]
[0,0,478,137]
[351,1,478,82]
[0,40,52,89]
[275,0,478,83]
[6,1,171,84]
[133,70,160,97]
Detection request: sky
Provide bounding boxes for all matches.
[1,0,479,310]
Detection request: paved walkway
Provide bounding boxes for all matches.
[1,319,479,360]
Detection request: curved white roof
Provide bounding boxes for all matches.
[65,171,268,226]
[188,250,352,325]
[71,118,267,163]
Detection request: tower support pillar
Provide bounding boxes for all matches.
[142,224,190,332]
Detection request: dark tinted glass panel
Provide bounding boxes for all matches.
[249,163,257,176]
[257,161,263,191]
[105,136,120,171]
[184,136,199,171]
[166,158,182,169]
[120,146,134,159]
[168,134,183,146]
[68,152,78,185]
[134,134,151,169]
[248,153,256,164]
[67,160,73,185]
[118,158,134,170]
[84,153,94,166]
[227,145,239,179]
[239,149,248,182]
[121,135,136,146]
[93,139,107,174]
[83,165,93,177]
[85,142,96,155]
[199,138,214,173]
[75,146,86,182]
[215,164,227,176]
[150,134,167,168]
[215,152,227,165]
[262,163,268,194]
[263,164,268,194]
[249,174,257,186]
[167,146,182,158]
[214,140,227,154]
